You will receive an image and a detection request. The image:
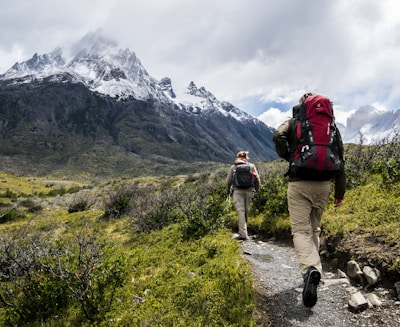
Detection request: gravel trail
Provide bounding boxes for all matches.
[241,238,400,327]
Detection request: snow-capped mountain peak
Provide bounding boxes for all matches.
[168,81,254,122]
[0,31,256,124]
[69,31,118,58]
[1,31,160,100]
[6,48,65,78]
[187,81,216,101]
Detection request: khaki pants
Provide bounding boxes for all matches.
[287,180,331,276]
[233,188,253,238]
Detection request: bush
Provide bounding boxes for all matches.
[111,172,228,238]
[45,185,84,197]
[129,181,180,232]
[49,225,127,322]
[0,189,17,200]
[258,176,288,217]
[68,192,95,213]
[246,162,290,236]
[0,223,127,326]
[177,173,227,240]
[371,133,400,186]
[0,228,69,325]
[344,142,375,189]
[19,198,43,213]
[45,186,68,197]
[0,208,25,224]
[103,183,137,219]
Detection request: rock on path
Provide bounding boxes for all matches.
[241,238,400,327]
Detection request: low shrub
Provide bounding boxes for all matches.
[177,174,227,240]
[129,181,180,232]
[344,142,375,189]
[19,198,43,213]
[372,133,400,186]
[68,192,96,213]
[0,208,25,224]
[115,172,228,238]
[0,223,127,326]
[102,183,137,219]
[0,188,17,200]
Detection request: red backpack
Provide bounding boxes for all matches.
[292,94,343,172]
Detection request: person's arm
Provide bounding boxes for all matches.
[334,128,346,206]
[273,119,292,161]
[251,164,260,192]
[226,165,234,195]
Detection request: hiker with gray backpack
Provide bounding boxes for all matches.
[273,93,346,308]
[226,151,260,241]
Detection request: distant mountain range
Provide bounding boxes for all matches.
[0,32,277,176]
[338,105,400,144]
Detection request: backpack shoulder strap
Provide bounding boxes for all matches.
[296,102,307,121]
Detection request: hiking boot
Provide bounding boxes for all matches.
[302,266,321,308]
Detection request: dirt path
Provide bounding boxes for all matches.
[241,238,400,327]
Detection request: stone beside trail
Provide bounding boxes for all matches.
[240,237,400,327]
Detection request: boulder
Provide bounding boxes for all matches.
[348,291,368,312]
[346,260,363,281]
[363,266,380,287]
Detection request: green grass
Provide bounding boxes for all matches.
[0,172,256,327]
[108,225,255,326]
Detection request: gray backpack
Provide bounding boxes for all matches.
[233,163,254,188]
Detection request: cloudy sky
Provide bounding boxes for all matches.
[1,0,400,127]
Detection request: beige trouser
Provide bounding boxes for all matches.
[287,180,331,276]
[233,188,253,238]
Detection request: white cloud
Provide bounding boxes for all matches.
[333,107,355,127]
[258,108,291,129]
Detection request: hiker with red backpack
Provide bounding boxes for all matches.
[273,93,346,308]
[226,151,260,240]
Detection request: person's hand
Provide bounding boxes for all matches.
[334,197,343,207]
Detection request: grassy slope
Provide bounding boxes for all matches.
[0,172,256,326]
[322,182,400,275]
